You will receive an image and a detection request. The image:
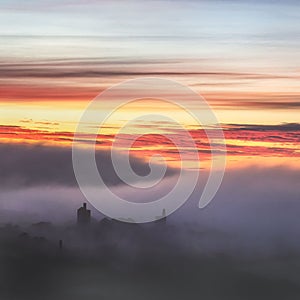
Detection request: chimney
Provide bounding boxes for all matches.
[59,239,63,250]
[83,203,87,210]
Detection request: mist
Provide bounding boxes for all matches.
[1,144,300,299]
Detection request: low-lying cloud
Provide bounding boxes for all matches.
[0,142,177,189]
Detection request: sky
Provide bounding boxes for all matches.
[0,0,299,220]
[0,0,299,170]
[1,4,300,299]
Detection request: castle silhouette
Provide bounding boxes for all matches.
[76,203,166,225]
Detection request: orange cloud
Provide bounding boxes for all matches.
[1,122,299,169]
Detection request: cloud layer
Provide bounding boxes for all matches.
[0,142,177,189]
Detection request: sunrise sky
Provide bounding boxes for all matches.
[2,5,300,298]
[1,0,300,170]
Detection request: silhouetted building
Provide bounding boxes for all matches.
[32,221,52,228]
[31,222,52,235]
[155,208,167,225]
[77,203,91,225]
